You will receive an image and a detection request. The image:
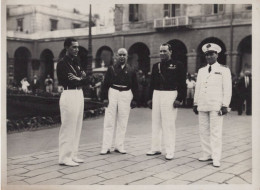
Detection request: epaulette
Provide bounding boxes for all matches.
[220,64,227,67]
[199,65,207,69]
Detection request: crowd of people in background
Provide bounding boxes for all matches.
[9,75,55,95]
[9,64,251,116]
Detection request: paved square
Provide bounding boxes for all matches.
[6,108,252,185]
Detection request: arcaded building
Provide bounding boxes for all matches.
[7,4,252,90]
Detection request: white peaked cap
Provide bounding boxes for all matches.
[202,43,221,53]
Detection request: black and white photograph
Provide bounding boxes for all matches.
[1,0,260,189]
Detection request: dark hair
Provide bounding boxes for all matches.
[64,37,77,48]
[161,43,172,51]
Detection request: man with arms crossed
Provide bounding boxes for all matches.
[57,37,90,166]
[100,48,138,155]
[193,43,232,167]
[146,43,186,160]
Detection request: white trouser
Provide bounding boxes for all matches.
[198,111,223,162]
[102,88,133,150]
[59,89,84,163]
[150,90,178,154]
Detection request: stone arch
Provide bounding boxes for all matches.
[197,37,227,70]
[237,35,251,75]
[167,39,188,73]
[95,46,114,68]
[78,46,88,70]
[128,42,150,74]
[14,47,31,83]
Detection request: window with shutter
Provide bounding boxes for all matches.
[163,4,181,17]
[17,18,23,32]
[129,4,139,22]
[50,19,58,31]
[213,4,224,14]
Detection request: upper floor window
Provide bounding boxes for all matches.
[73,8,80,14]
[129,4,139,22]
[73,23,81,29]
[163,4,181,17]
[50,19,58,31]
[213,4,224,14]
[17,18,23,32]
[244,4,252,10]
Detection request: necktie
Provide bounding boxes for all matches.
[208,65,211,73]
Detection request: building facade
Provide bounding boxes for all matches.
[7,4,252,90]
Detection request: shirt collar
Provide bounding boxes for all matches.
[65,55,76,63]
[115,63,126,70]
[207,62,219,69]
[121,64,126,69]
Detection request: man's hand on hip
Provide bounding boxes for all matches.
[130,100,137,109]
[219,106,228,116]
[193,105,198,115]
[173,100,181,108]
[147,100,152,109]
[103,99,109,107]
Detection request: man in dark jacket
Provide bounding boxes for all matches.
[56,37,90,166]
[100,48,138,155]
[146,43,186,160]
[237,70,252,115]
[31,75,40,94]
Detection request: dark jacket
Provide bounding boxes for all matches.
[101,63,138,101]
[31,79,40,92]
[237,75,252,98]
[56,55,90,89]
[148,59,186,102]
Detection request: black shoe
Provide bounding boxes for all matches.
[114,149,126,154]
[146,151,162,156]
[100,149,111,155]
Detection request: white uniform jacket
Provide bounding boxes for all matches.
[194,62,232,111]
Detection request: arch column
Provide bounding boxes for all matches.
[7,58,14,84]
[149,54,160,72]
[187,51,197,74]
[226,50,240,75]
[53,59,59,92]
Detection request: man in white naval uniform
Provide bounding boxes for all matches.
[146,43,186,160]
[100,48,138,155]
[193,43,232,167]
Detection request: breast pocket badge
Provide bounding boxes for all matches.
[214,72,222,75]
[168,64,176,70]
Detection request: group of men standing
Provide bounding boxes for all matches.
[57,37,233,168]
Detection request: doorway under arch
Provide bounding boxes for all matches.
[167,39,188,73]
[237,35,251,75]
[14,47,31,83]
[128,42,150,74]
[95,46,114,68]
[40,49,54,79]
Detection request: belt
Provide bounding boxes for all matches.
[111,85,130,91]
[156,87,177,91]
[64,86,82,90]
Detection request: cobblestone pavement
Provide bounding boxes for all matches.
[6,109,252,185]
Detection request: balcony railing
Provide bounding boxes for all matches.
[154,16,192,29]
